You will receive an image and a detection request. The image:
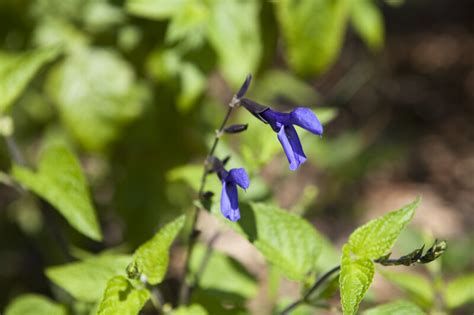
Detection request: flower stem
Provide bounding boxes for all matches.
[279,265,341,315]
[179,99,237,305]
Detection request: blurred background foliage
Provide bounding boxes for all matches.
[0,0,473,314]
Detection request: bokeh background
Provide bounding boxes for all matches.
[0,0,472,314]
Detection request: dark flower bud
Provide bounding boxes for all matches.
[240,98,269,123]
[236,74,252,99]
[224,124,248,134]
[221,155,231,166]
[420,240,447,264]
[202,191,214,199]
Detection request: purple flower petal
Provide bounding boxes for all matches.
[260,108,289,132]
[289,107,323,135]
[227,168,250,189]
[277,125,306,170]
[285,125,307,170]
[220,181,240,222]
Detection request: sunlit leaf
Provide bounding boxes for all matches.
[350,0,384,51]
[274,0,350,76]
[132,215,185,284]
[0,46,61,114]
[97,276,150,315]
[206,0,262,87]
[340,245,374,315]
[347,197,419,259]
[362,300,426,315]
[46,254,132,302]
[45,47,148,151]
[445,274,474,309]
[228,202,322,281]
[177,63,206,112]
[125,0,184,19]
[5,294,66,315]
[12,144,102,241]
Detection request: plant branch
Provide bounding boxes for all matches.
[179,95,239,305]
[280,265,341,315]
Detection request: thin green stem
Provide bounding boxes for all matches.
[179,97,238,305]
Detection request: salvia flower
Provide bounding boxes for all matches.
[240,98,323,171]
[217,167,250,221]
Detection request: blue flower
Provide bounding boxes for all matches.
[219,168,249,221]
[258,106,323,170]
[240,99,323,170]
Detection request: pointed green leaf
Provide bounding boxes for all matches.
[445,274,474,309]
[274,0,350,76]
[229,203,322,281]
[363,300,426,315]
[206,0,262,87]
[350,0,384,51]
[46,254,132,302]
[132,215,185,284]
[340,245,375,315]
[12,144,102,241]
[380,270,434,307]
[5,294,67,315]
[97,276,150,315]
[172,304,208,315]
[348,197,419,259]
[190,244,257,299]
[0,46,61,114]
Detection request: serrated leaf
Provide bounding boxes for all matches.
[228,203,321,281]
[172,304,208,315]
[445,274,474,309]
[362,300,426,315]
[190,244,257,299]
[126,0,184,20]
[0,46,61,113]
[97,276,150,315]
[340,245,375,315]
[348,197,419,259]
[5,294,67,315]
[206,0,262,87]
[132,215,185,284]
[380,270,434,307]
[350,0,384,51]
[45,47,147,151]
[274,0,350,76]
[46,254,132,302]
[12,144,102,241]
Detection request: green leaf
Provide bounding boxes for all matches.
[228,203,322,281]
[125,0,184,19]
[347,197,419,259]
[97,276,150,315]
[274,0,350,76]
[362,300,426,315]
[380,270,434,307]
[172,304,208,315]
[5,294,67,315]
[166,1,209,48]
[45,47,148,151]
[206,0,262,87]
[445,274,474,309]
[46,254,132,302]
[190,244,257,299]
[132,215,185,284]
[177,63,206,112]
[0,46,61,114]
[340,245,375,315]
[350,0,384,51]
[12,144,102,241]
